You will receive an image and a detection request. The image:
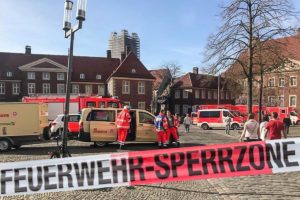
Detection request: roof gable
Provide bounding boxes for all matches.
[110,52,155,80]
[18,57,68,72]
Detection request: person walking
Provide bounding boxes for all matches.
[259,115,269,141]
[239,113,260,142]
[183,114,192,133]
[266,112,287,140]
[283,114,292,135]
[164,110,180,147]
[224,114,232,135]
[154,109,167,148]
[116,106,131,149]
[174,113,180,135]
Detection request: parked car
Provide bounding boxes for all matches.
[50,114,81,138]
[78,108,158,147]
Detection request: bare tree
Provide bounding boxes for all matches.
[204,0,298,113]
[160,62,184,86]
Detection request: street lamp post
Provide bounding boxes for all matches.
[62,0,86,157]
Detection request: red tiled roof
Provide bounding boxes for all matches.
[149,69,169,90]
[173,73,229,90]
[110,52,155,80]
[0,52,120,82]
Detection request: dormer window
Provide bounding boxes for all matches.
[80,73,85,79]
[131,69,136,73]
[96,74,102,80]
[6,72,12,77]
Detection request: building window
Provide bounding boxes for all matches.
[27,72,35,80]
[72,84,79,94]
[290,77,297,87]
[221,91,224,99]
[131,69,136,73]
[42,83,50,94]
[289,95,297,107]
[57,73,65,80]
[213,91,218,99]
[175,90,180,99]
[183,90,189,99]
[96,74,102,80]
[28,83,35,94]
[195,90,199,99]
[0,82,5,94]
[279,96,284,107]
[175,104,180,114]
[42,72,50,80]
[85,84,93,95]
[122,81,130,94]
[268,96,276,105]
[80,73,85,79]
[57,84,65,94]
[138,102,145,110]
[12,83,20,95]
[138,82,145,94]
[201,90,206,99]
[208,91,212,99]
[98,85,105,96]
[279,78,285,87]
[182,105,189,115]
[226,92,229,100]
[6,72,12,77]
[123,101,131,106]
[268,78,275,87]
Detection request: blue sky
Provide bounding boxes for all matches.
[0,0,300,73]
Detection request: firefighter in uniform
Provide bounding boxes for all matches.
[154,109,167,148]
[116,106,131,149]
[174,113,180,135]
[164,110,180,147]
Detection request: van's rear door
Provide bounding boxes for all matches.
[136,111,156,142]
[90,109,117,141]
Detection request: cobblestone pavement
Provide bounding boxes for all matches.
[1,125,300,200]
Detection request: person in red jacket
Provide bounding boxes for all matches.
[164,111,180,147]
[174,113,180,134]
[266,112,287,140]
[116,106,131,149]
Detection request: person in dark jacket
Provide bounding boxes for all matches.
[283,114,292,135]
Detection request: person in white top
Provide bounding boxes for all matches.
[259,115,269,141]
[183,114,192,133]
[239,113,260,142]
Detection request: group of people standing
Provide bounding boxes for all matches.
[239,112,290,142]
[154,110,181,148]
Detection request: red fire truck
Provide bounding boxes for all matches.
[266,107,300,125]
[22,95,122,121]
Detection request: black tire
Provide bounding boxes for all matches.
[13,145,21,149]
[231,123,239,130]
[94,142,107,147]
[0,139,12,151]
[201,124,209,130]
[43,127,51,140]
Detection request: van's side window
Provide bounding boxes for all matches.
[90,110,115,122]
[139,112,154,124]
[200,111,210,118]
[200,111,220,118]
[108,102,118,108]
[86,101,96,107]
[223,111,229,117]
[98,102,105,108]
[69,115,80,122]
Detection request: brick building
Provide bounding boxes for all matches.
[0,47,154,110]
[170,68,234,115]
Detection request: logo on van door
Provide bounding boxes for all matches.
[93,128,107,134]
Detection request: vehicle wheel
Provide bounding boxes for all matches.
[0,139,12,151]
[43,127,51,140]
[13,145,21,149]
[94,142,107,147]
[231,124,239,130]
[201,124,209,130]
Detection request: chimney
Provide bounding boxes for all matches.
[25,45,31,55]
[193,67,199,74]
[107,50,111,58]
[121,51,126,61]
